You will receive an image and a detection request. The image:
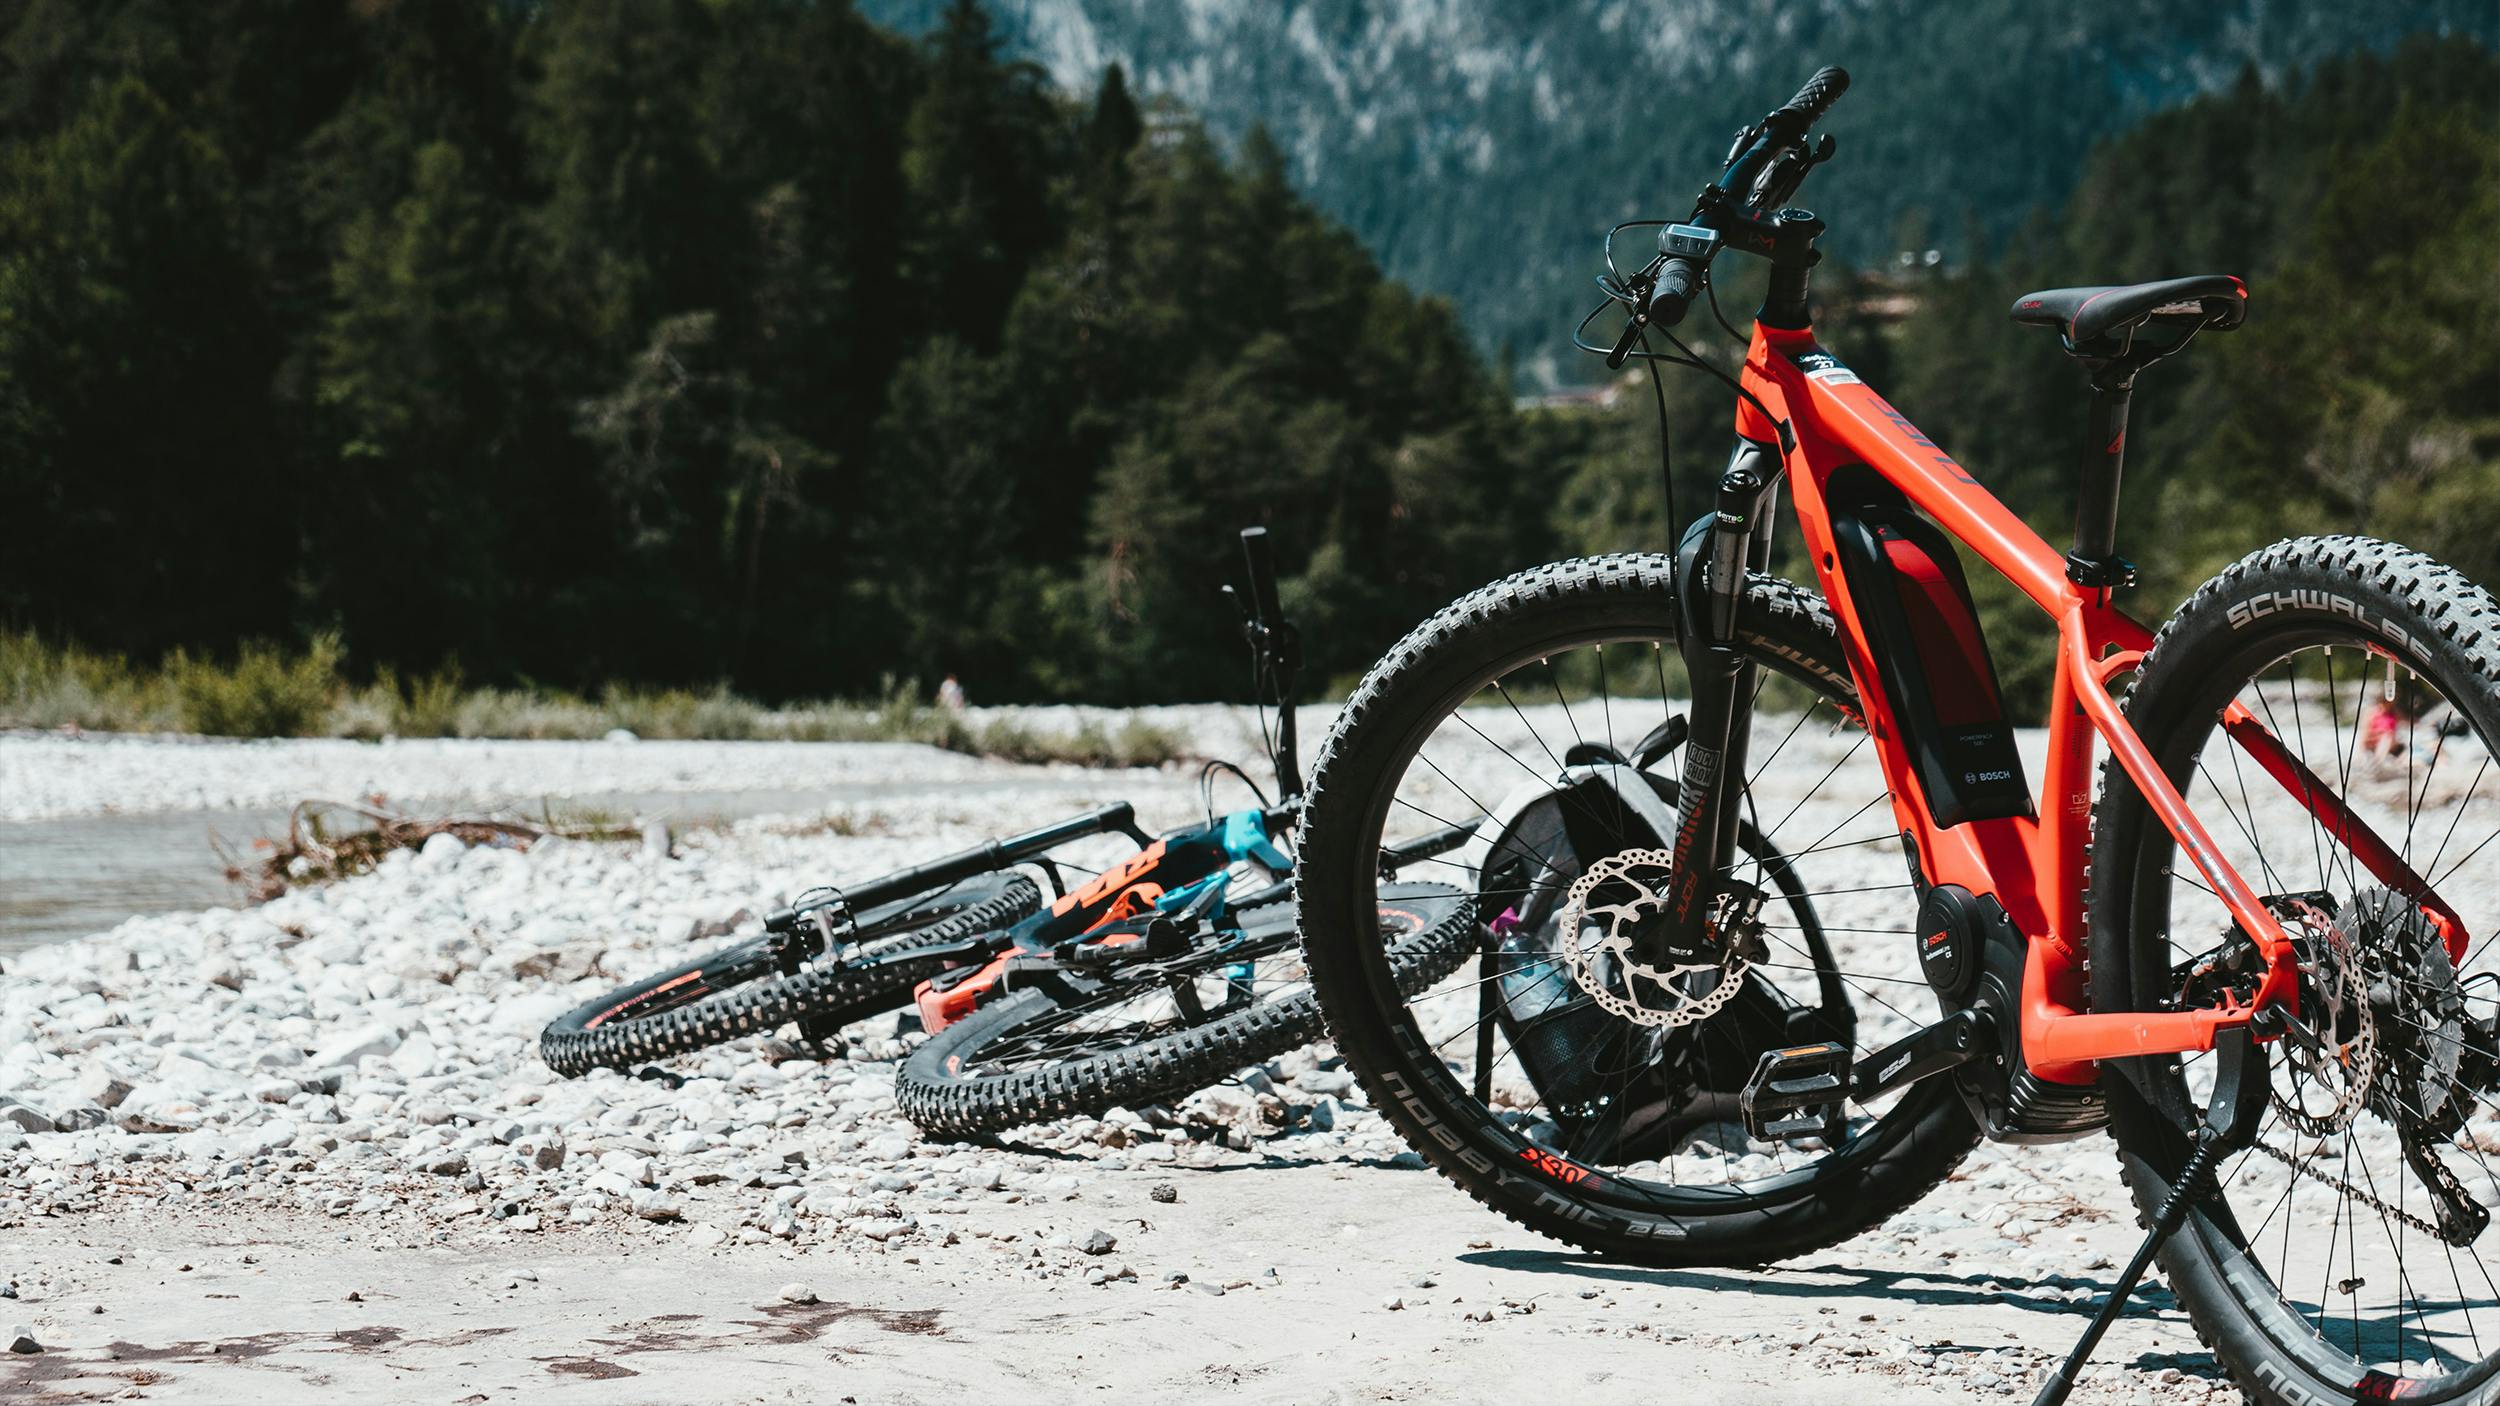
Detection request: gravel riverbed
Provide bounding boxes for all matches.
[0,723,2304,1401]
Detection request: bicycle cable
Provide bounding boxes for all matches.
[1199,758,1272,827]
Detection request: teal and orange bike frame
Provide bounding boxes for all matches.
[1684,318,2464,1086]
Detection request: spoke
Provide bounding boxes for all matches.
[1489,679,1566,772]
[2427,755,2490,880]
[1754,731,1873,846]
[1745,698,1821,791]
[1597,645,1616,758]
[2267,664,2338,898]
[1544,669,1588,755]
[2222,725,2287,897]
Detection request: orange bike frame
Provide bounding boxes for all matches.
[1734,321,2462,1085]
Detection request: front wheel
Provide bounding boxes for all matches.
[2093,536,2500,1403]
[540,872,1040,1077]
[1296,554,1977,1267]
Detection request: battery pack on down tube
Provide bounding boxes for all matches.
[1825,476,2032,828]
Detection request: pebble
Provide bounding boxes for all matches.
[6,1325,38,1354]
[1080,1229,1118,1256]
[777,1283,818,1305]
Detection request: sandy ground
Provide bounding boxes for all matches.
[14,711,2484,1403]
[5,1151,2220,1406]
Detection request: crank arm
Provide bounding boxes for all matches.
[1850,1008,1990,1102]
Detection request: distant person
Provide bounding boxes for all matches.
[937,674,966,713]
[2367,692,2417,761]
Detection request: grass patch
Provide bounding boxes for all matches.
[0,630,1190,765]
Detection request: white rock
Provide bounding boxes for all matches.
[389,1034,440,1079]
[309,1024,403,1070]
[75,1066,135,1110]
[246,1119,299,1154]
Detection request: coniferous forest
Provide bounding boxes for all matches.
[1,2,2494,714]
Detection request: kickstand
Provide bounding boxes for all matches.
[2031,1024,2269,1406]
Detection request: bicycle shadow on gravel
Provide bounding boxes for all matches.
[1454,1248,2188,1322]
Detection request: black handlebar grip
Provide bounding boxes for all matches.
[1783,65,1850,118]
[1240,526,1282,626]
[1767,65,1850,136]
[1647,257,1703,331]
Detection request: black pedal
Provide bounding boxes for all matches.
[1740,1042,1850,1143]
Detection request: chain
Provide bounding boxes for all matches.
[2247,1138,2447,1240]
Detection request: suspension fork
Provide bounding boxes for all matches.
[1648,439,1783,966]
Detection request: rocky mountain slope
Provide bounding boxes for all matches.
[863,0,2500,384]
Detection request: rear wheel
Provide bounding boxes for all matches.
[540,872,1040,1077]
[2093,537,2500,1404]
[1295,555,1977,1267]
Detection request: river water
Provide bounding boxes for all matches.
[0,785,1009,957]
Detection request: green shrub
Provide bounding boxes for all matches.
[391,662,468,737]
[4,627,1190,758]
[168,634,343,737]
[0,631,178,730]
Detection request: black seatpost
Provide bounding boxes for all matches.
[1238,527,1302,801]
[2030,1024,2269,1406]
[2065,375,2138,593]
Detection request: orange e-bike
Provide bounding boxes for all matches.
[1295,66,2500,1406]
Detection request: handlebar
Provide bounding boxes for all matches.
[1599,65,1849,367]
[1240,526,1284,627]
[1238,526,1303,800]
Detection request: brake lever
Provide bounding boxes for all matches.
[1604,273,1657,369]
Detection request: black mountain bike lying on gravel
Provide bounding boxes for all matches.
[546,531,1479,1139]
[1296,67,2500,1406]
[892,531,1479,1137]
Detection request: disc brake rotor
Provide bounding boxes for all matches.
[2272,897,2377,1139]
[1554,848,1755,1029]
